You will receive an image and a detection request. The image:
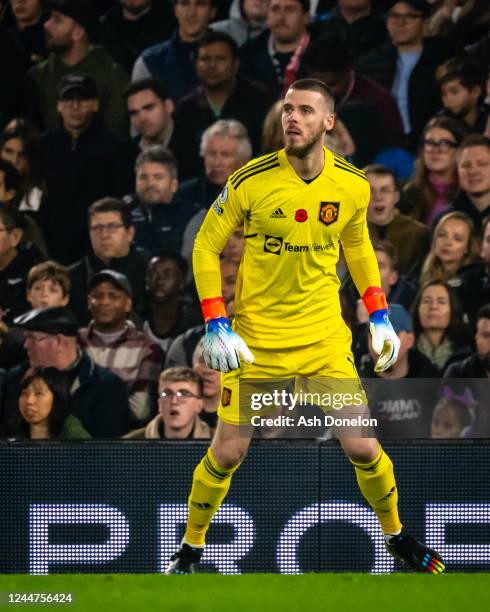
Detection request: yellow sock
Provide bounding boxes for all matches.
[351,445,402,534]
[184,448,240,547]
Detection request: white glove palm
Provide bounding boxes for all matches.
[369,310,401,373]
[202,317,255,372]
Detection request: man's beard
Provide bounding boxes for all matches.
[45,35,72,54]
[285,127,324,159]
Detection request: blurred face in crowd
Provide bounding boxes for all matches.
[0,170,16,203]
[127,89,174,142]
[158,379,203,437]
[18,377,53,427]
[44,10,78,52]
[23,332,59,367]
[243,0,269,23]
[57,96,99,136]
[192,340,220,398]
[11,0,42,27]
[434,217,470,270]
[146,257,185,301]
[204,135,246,186]
[418,284,451,333]
[0,218,22,264]
[476,316,490,369]
[89,212,134,262]
[120,0,152,17]
[196,42,238,90]
[441,79,481,119]
[267,0,309,46]
[1,138,29,176]
[481,222,490,265]
[282,88,334,157]
[422,127,459,175]
[174,0,216,42]
[136,162,177,205]
[366,172,400,226]
[27,279,68,310]
[221,228,244,265]
[307,68,350,103]
[220,257,239,304]
[375,249,398,297]
[458,145,490,196]
[386,2,425,48]
[88,281,131,331]
[431,403,463,439]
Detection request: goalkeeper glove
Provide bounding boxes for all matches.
[362,287,400,373]
[200,297,254,372]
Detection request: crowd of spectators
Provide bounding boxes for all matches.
[0,0,489,441]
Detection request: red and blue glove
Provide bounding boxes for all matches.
[362,287,400,373]
[201,297,254,372]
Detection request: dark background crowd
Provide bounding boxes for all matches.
[0,0,489,442]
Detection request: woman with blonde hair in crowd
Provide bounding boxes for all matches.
[402,116,469,224]
[419,211,480,286]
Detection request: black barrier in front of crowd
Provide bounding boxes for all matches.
[1,440,489,574]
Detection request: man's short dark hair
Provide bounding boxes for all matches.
[159,366,204,398]
[198,29,239,59]
[150,250,188,278]
[88,197,132,229]
[288,78,335,113]
[135,146,178,179]
[0,159,21,194]
[301,34,354,74]
[436,56,486,95]
[123,78,171,103]
[372,240,399,271]
[459,134,490,154]
[363,163,398,189]
[477,305,490,323]
[0,202,25,231]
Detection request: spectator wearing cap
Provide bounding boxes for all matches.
[41,73,137,264]
[79,270,164,426]
[69,197,148,325]
[174,30,271,155]
[1,306,131,437]
[132,0,217,103]
[124,79,198,181]
[142,252,201,354]
[210,0,268,47]
[0,203,43,325]
[358,0,450,151]
[125,147,199,256]
[124,366,212,439]
[22,0,129,137]
[100,0,176,75]
[359,303,439,439]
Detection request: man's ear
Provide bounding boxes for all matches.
[10,227,23,248]
[164,98,175,115]
[125,296,133,314]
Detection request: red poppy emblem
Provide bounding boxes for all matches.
[295,209,308,222]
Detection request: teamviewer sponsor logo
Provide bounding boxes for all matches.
[264,235,283,254]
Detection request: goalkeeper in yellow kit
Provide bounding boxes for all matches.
[165,79,444,575]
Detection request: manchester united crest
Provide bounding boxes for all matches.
[319,201,340,226]
[221,387,232,407]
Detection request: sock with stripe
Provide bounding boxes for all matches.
[350,445,402,535]
[184,448,240,547]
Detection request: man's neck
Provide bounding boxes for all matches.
[179,28,203,44]
[164,418,195,439]
[66,124,90,142]
[339,3,371,25]
[287,145,325,180]
[397,40,422,53]
[93,321,127,335]
[16,13,42,29]
[59,42,90,67]
[150,298,180,334]
[467,190,490,212]
[122,1,151,21]
[0,248,17,272]
[142,117,174,149]
[206,81,235,110]
[95,249,130,266]
[274,33,304,54]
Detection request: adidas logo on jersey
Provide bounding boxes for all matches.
[270,207,287,218]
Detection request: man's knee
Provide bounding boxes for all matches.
[210,440,248,469]
[341,437,380,464]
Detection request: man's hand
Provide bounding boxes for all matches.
[369,310,401,373]
[202,317,254,372]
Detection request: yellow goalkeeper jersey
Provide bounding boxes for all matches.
[193,147,381,349]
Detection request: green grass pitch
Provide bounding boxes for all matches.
[2,574,490,611]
